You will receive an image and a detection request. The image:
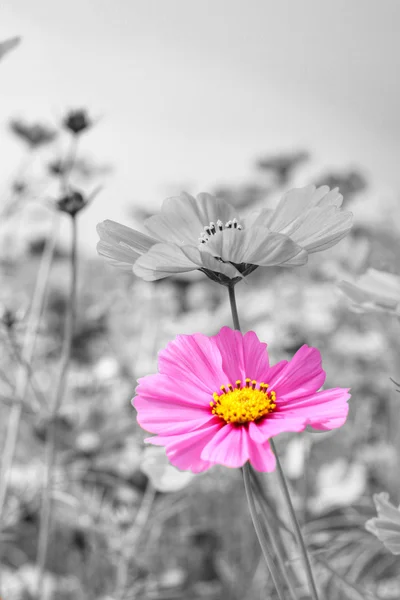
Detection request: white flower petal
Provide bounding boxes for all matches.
[266,185,345,238]
[198,251,243,280]
[195,192,237,224]
[96,220,156,268]
[144,192,204,245]
[289,205,353,252]
[132,243,242,281]
[144,192,237,246]
[96,240,140,270]
[133,243,201,280]
[202,227,308,266]
[317,187,343,208]
[266,185,317,232]
[338,269,400,314]
[354,268,400,299]
[240,209,274,229]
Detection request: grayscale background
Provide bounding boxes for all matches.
[1,2,400,599]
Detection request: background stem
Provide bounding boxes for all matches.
[35,215,78,598]
[0,213,59,523]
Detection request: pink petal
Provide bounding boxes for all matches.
[134,391,215,436]
[147,421,223,473]
[136,373,212,407]
[157,333,226,394]
[278,387,351,431]
[270,345,326,399]
[248,416,306,443]
[213,327,270,384]
[248,439,276,472]
[200,424,253,468]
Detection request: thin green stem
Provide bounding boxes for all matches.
[270,438,320,600]
[0,214,59,522]
[228,284,241,331]
[35,215,78,598]
[242,463,286,600]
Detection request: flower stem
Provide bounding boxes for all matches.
[0,214,59,523]
[270,438,320,600]
[115,482,156,598]
[250,468,300,600]
[35,214,78,598]
[242,462,286,600]
[228,284,241,331]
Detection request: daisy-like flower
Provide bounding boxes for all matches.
[338,268,400,315]
[366,492,400,555]
[133,327,350,473]
[97,185,352,284]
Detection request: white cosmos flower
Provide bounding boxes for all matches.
[338,268,400,315]
[97,186,352,284]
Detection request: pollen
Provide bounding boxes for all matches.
[210,379,277,424]
[199,218,243,243]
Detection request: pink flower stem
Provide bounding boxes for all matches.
[270,438,320,600]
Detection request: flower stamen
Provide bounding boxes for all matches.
[210,379,277,424]
[198,217,243,243]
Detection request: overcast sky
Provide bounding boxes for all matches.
[2,0,400,251]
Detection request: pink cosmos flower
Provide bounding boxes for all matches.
[134,327,350,473]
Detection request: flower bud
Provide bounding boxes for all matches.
[63,109,91,135]
[56,190,87,217]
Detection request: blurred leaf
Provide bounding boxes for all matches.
[0,36,21,61]
[366,493,400,555]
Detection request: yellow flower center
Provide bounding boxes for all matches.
[210,379,276,424]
